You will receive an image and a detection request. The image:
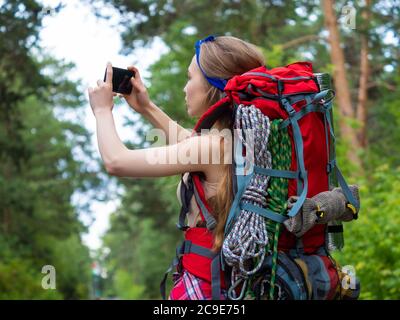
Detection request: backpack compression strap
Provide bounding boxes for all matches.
[176,173,217,231]
[161,174,221,300]
[279,89,360,212]
[160,238,222,300]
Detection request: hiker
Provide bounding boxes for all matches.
[88,35,360,300]
[88,35,264,299]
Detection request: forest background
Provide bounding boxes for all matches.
[1,0,399,299]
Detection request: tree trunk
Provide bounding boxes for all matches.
[322,0,363,170]
[356,0,371,148]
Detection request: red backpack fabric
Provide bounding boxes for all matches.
[193,61,328,254]
[181,175,226,288]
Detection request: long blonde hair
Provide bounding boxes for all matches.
[197,36,265,252]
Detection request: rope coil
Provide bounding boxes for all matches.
[222,105,272,278]
[222,104,292,300]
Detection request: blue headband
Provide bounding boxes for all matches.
[195,35,228,91]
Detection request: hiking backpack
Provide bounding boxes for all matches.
[161,61,360,300]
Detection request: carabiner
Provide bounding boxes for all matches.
[227,278,248,300]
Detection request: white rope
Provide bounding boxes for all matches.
[222,104,272,277]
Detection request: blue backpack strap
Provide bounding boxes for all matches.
[226,89,336,223]
[335,165,360,211]
[225,93,309,230]
[238,166,301,223]
[322,100,335,187]
[222,136,253,273]
[318,97,359,211]
[224,137,253,236]
[253,166,298,179]
[279,89,335,129]
[240,202,287,223]
[280,89,360,216]
[322,99,335,144]
[176,173,219,231]
[280,95,308,218]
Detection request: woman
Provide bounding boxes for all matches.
[88,35,265,300]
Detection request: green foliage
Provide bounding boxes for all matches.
[260,45,285,68]
[366,72,400,168]
[333,165,400,299]
[0,257,63,300]
[113,269,145,300]
[0,0,103,299]
[101,177,181,299]
[134,219,176,298]
[50,235,92,299]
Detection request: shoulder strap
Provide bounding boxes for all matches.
[176,174,194,231]
[192,174,217,230]
[176,173,218,231]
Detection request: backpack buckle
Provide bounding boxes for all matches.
[281,98,296,117]
[176,222,189,231]
[326,160,336,173]
[288,108,296,117]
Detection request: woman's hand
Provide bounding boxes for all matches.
[120,65,153,115]
[88,62,114,116]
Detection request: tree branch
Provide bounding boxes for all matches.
[281,35,324,50]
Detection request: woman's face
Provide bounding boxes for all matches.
[183,55,209,117]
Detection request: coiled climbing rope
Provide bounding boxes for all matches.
[222,103,292,300]
[222,104,272,278]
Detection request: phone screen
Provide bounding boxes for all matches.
[103,67,135,94]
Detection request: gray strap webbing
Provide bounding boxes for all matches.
[281,97,309,218]
[254,166,298,179]
[182,240,221,300]
[182,240,216,259]
[211,254,221,300]
[240,202,287,223]
[335,165,360,211]
[176,175,194,230]
[193,183,217,230]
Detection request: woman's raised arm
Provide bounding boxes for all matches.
[141,101,192,144]
[122,65,191,144]
[88,63,211,178]
[94,109,225,181]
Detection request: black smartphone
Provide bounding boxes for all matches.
[103,66,135,94]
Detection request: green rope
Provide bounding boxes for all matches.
[265,119,291,299]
